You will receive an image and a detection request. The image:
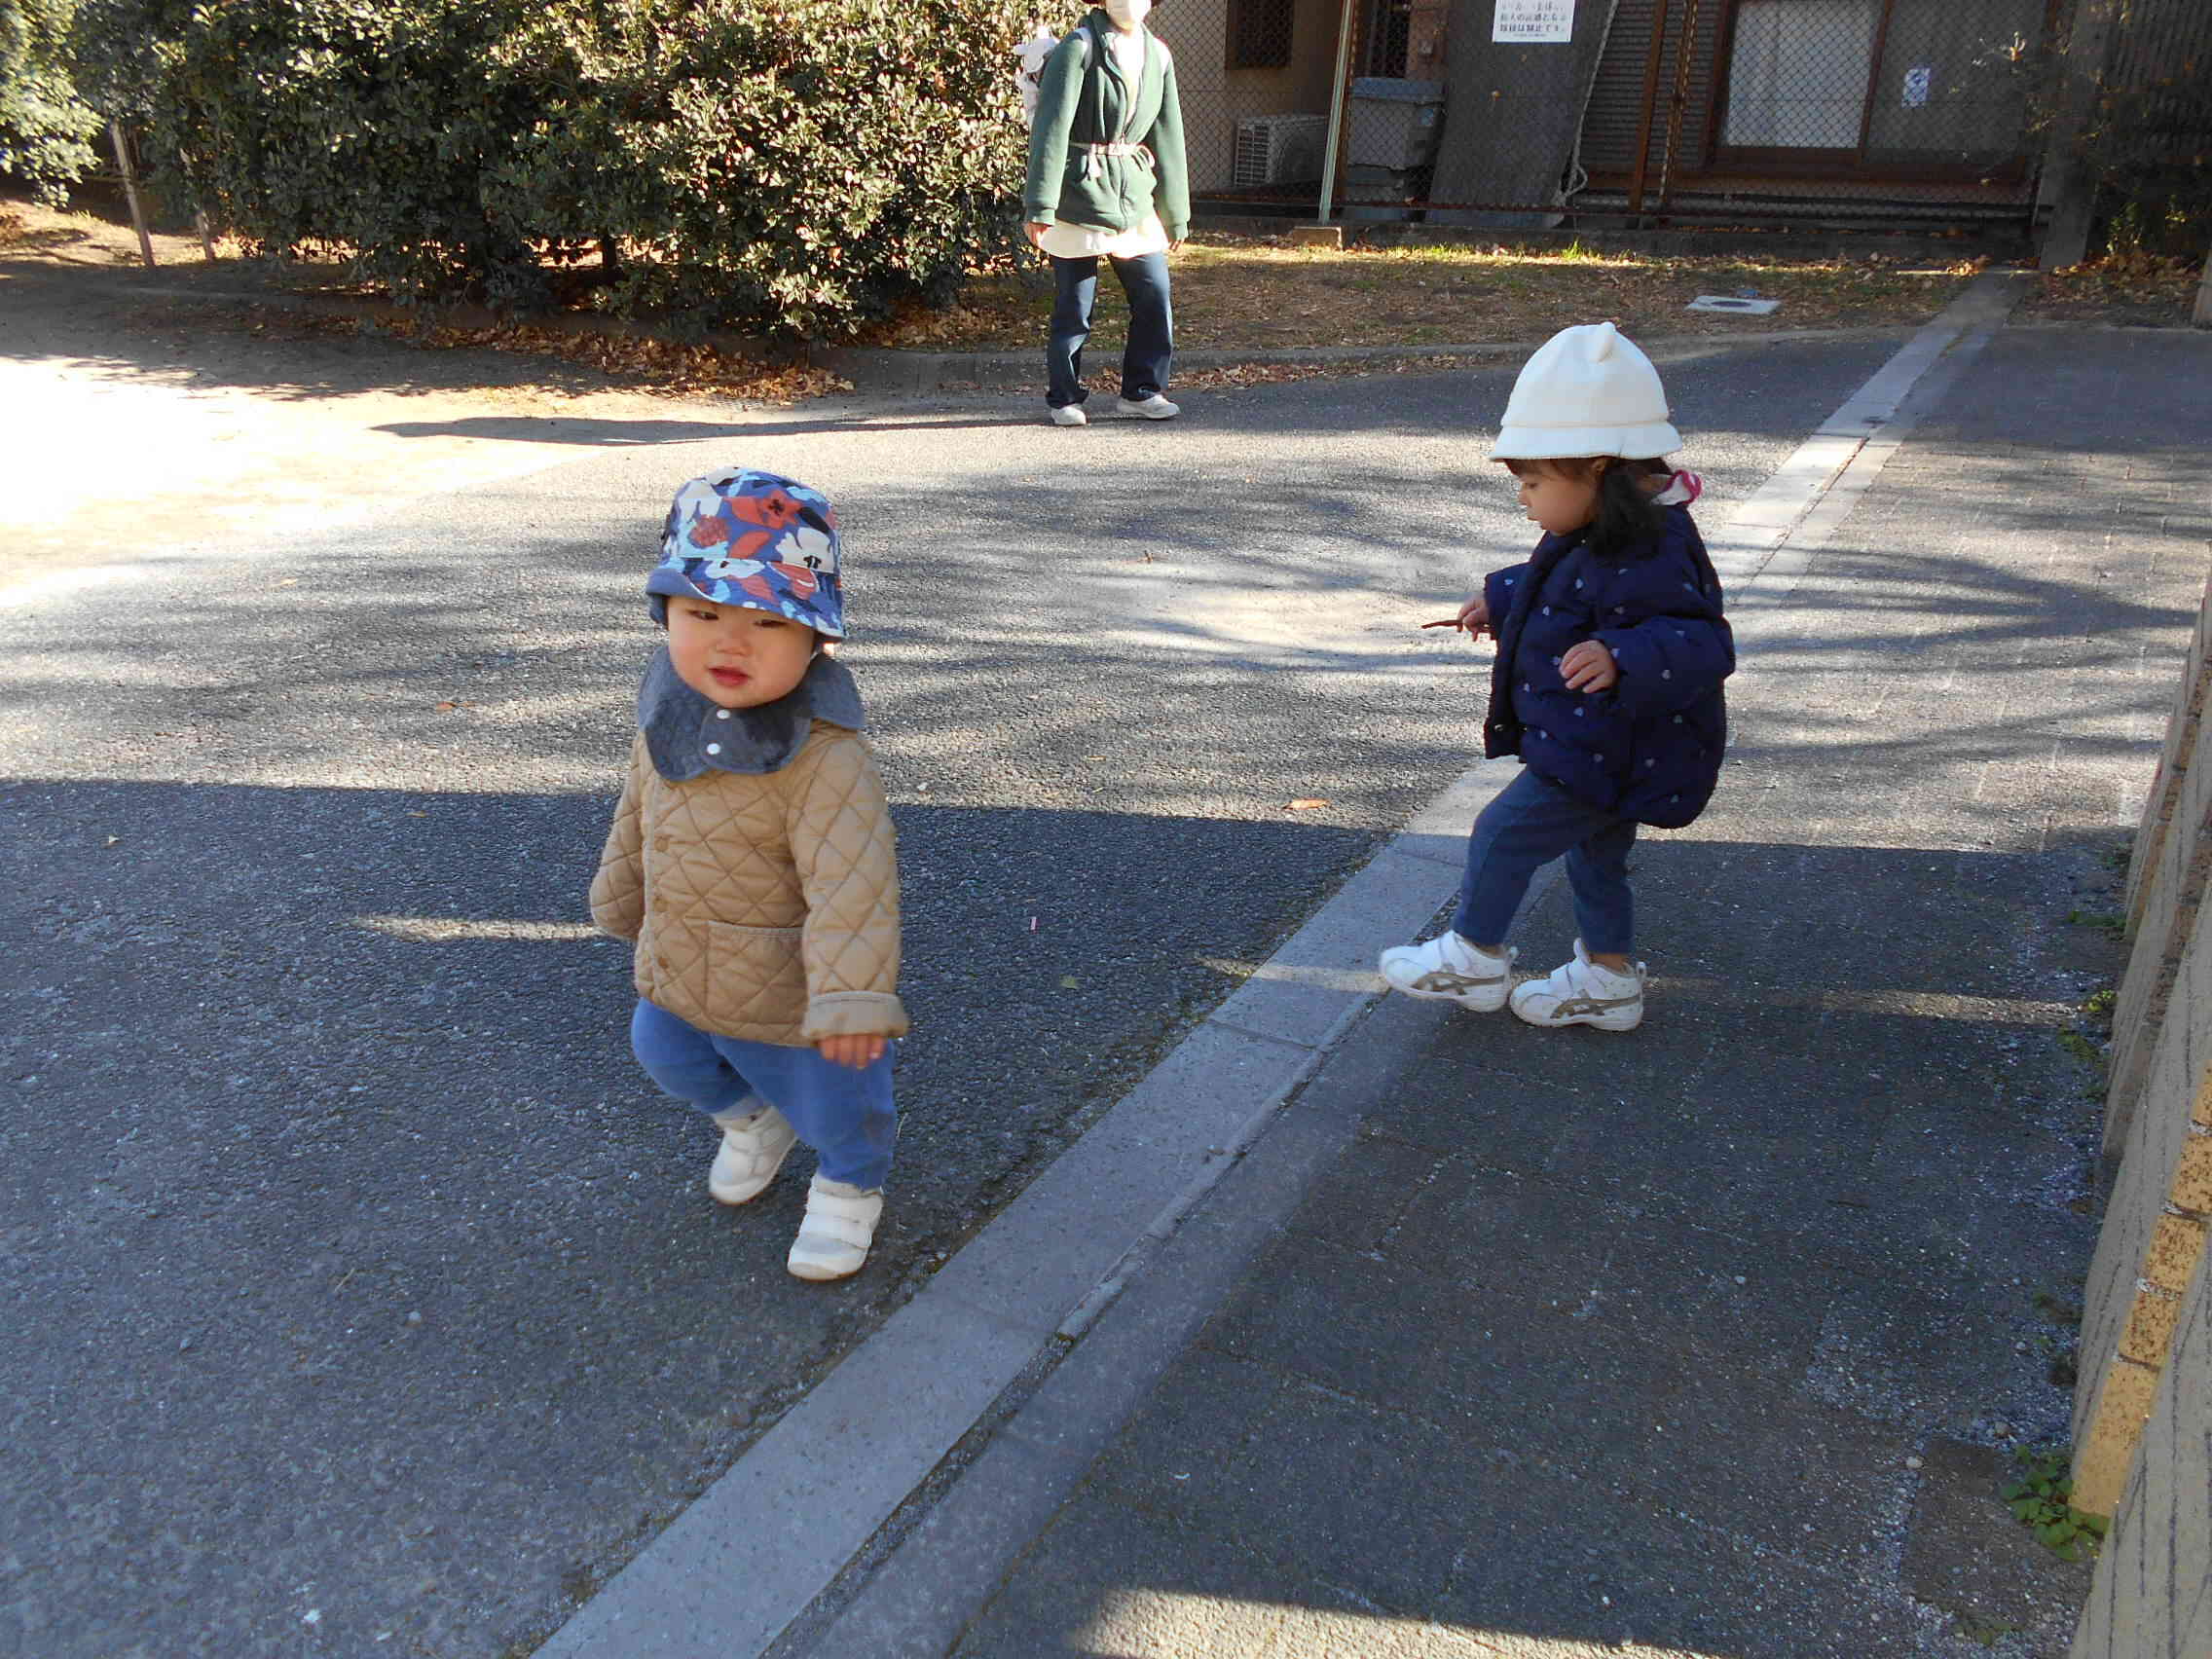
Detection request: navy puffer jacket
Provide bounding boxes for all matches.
[1480,503,1732,829]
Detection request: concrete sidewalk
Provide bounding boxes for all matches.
[771,326,2212,1658]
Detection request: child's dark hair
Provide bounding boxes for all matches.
[1505,457,1675,559]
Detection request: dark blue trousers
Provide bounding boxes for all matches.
[1453,769,1640,955]
[1047,250,1173,410]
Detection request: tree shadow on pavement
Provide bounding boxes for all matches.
[0,776,1380,1659]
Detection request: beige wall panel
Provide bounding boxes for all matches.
[2072,1352,2160,1518]
[2070,1241,2211,1652]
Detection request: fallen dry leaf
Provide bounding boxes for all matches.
[1289,798,1330,811]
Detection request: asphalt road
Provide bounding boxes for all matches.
[1,333,1904,1657]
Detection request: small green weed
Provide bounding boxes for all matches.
[2066,909,2126,936]
[2083,985,2116,1017]
[1957,1612,2020,1646]
[2058,1030,2103,1065]
[2001,1448,2108,1562]
[2032,1289,2082,1324]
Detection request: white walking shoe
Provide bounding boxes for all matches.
[1378,933,1516,1013]
[1050,403,1088,426]
[1115,393,1180,421]
[1509,940,1646,1031]
[787,1176,884,1281]
[708,1101,797,1205]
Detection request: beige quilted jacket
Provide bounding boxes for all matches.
[589,722,906,1045]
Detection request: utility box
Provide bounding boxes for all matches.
[1233,113,1328,187]
[1346,78,1447,170]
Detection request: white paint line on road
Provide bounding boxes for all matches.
[534,273,2028,1659]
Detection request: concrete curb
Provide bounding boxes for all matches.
[807,323,1930,398]
[120,273,1961,402]
[532,270,2030,1659]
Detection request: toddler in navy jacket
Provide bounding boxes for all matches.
[1380,323,1733,1030]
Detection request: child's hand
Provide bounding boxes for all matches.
[817,1034,888,1070]
[1422,594,1492,640]
[1560,640,1618,691]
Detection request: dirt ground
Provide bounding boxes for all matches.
[2017,251,2205,327]
[870,234,1987,354]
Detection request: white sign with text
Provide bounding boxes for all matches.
[1493,0,1574,43]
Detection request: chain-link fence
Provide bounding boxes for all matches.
[1157,0,2061,232]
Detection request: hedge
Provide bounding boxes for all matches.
[147,0,1043,335]
[0,0,101,204]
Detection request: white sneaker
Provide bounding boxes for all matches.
[1509,940,1646,1031]
[1378,933,1516,1013]
[1050,403,1088,426]
[787,1176,883,1281]
[1115,394,1180,421]
[708,1101,797,1204]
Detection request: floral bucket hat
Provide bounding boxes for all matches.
[646,468,845,638]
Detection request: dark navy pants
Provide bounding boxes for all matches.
[1047,250,1173,410]
[1453,769,1640,955]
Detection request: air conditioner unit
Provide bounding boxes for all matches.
[1233,113,1327,187]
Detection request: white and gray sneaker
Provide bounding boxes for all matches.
[1115,393,1180,421]
[1378,932,1516,1013]
[1050,403,1088,426]
[708,1101,798,1204]
[1509,940,1646,1031]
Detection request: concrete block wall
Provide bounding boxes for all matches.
[2072,566,2212,1541]
[2104,573,2212,1165]
[2121,579,2212,934]
[2069,1240,2212,1658]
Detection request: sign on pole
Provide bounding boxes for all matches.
[1493,0,1574,43]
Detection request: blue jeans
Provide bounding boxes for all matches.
[1047,250,1173,409]
[1453,769,1640,956]
[629,1000,898,1191]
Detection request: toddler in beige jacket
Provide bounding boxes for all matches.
[591,468,904,1280]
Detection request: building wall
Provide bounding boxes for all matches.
[2068,568,2212,1653]
[1162,0,1349,194]
[1575,0,2049,198]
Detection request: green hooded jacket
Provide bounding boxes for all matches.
[1022,11,1191,241]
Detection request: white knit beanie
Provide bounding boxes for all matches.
[1491,322,1681,461]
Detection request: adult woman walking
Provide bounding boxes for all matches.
[1022,0,1191,427]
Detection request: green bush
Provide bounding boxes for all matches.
[141,0,1038,334]
[488,0,1036,337]
[2082,73,2212,260]
[0,0,102,204]
[159,0,550,306]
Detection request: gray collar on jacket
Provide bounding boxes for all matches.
[638,647,866,781]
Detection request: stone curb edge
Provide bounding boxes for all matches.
[529,270,2030,1659]
[118,276,1959,401]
